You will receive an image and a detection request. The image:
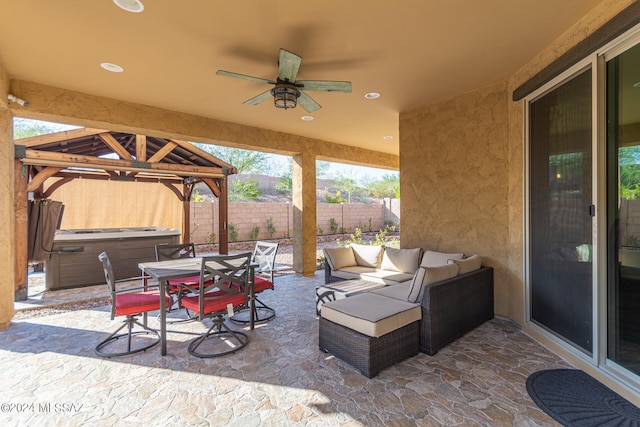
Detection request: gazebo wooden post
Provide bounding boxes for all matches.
[218,174,229,254]
[182,182,194,244]
[13,160,28,301]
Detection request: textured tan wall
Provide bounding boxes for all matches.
[400,81,510,316]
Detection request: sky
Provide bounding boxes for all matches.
[14,118,398,182]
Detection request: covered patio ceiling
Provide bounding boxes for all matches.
[0,0,604,154]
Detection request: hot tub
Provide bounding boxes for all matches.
[45,227,180,290]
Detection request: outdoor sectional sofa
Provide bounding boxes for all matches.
[319,245,494,378]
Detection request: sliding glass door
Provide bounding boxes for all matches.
[607,43,640,374]
[529,68,593,355]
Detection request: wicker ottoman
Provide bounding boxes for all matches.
[319,293,421,378]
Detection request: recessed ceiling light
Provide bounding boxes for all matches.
[301,116,314,121]
[364,92,380,100]
[100,63,124,73]
[383,135,394,140]
[113,0,144,13]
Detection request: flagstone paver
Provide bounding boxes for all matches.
[1,268,567,426]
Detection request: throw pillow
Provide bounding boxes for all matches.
[350,243,384,268]
[407,267,427,303]
[407,263,459,303]
[421,250,464,267]
[323,247,357,270]
[380,247,422,273]
[448,254,482,275]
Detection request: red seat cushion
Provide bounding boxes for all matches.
[181,291,246,316]
[166,276,211,293]
[228,277,274,293]
[115,290,171,316]
[254,276,274,292]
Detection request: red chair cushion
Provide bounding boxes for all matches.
[227,277,273,293]
[254,276,274,292]
[166,276,211,293]
[115,290,171,316]
[181,292,246,316]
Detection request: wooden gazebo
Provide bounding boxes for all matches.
[13,127,236,297]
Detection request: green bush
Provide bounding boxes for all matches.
[325,191,346,204]
[267,216,276,238]
[230,178,263,201]
[337,227,399,248]
[229,224,238,242]
[250,226,260,240]
[329,218,340,234]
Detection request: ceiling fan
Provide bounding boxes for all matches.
[216,48,352,113]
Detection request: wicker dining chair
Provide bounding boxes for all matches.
[180,252,252,358]
[95,251,170,357]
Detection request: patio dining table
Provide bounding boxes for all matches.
[138,256,257,356]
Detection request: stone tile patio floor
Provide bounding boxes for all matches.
[2,267,571,426]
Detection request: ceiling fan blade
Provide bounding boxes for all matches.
[297,80,352,93]
[243,90,273,106]
[298,92,321,113]
[216,70,274,85]
[278,49,302,83]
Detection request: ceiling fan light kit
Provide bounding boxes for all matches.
[271,83,300,110]
[217,48,351,113]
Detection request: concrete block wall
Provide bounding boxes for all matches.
[190,200,400,244]
[620,198,640,246]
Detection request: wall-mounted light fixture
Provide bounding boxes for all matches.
[7,94,28,107]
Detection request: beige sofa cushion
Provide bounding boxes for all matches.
[331,266,413,284]
[421,250,464,267]
[350,244,384,268]
[324,247,357,270]
[370,281,412,301]
[407,263,459,303]
[379,247,422,273]
[448,254,482,275]
[321,293,421,338]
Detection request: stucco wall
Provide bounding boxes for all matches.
[399,81,510,317]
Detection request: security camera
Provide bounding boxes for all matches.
[7,94,29,107]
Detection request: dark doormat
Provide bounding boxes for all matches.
[526,369,640,426]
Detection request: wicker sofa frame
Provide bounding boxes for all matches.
[419,266,494,355]
[319,266,494,376]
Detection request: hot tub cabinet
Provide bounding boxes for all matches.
[45,227,180,290]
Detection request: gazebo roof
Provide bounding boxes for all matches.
[15,127,238,203]
[15,128,237,187]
